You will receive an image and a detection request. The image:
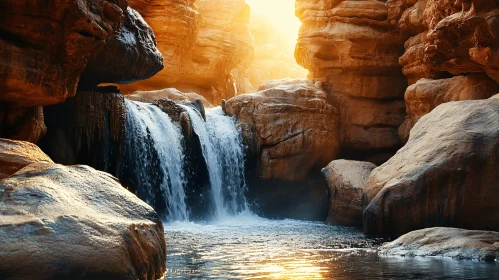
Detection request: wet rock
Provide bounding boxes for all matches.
[0,138,53,179]
[0,162,166,279]
[399,74,499,143]
[363,98,499,237]
[322,160,376,227]
[127,88,213,108]
[0,0,127,106]
[0,103,47,143]
[380,227,499,261]
[295,0,407,162]
[80,7,163,85]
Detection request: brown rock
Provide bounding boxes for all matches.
[0,138,53,180]
[363,98,499,237]
[126,88,213,108]
[225,79,339,182]
[322,160,376,227]
[399,74,499,142]
[295,0,407,161]
[0,162,166,279]
[80,7,163,85]
[0,103,47,143]
[0,0,127,106]
[380,227,499,261]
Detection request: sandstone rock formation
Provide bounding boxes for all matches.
[363,98,499,237]
[80,7,163,85]
[226,79,339,182]
[127,88,213,108]
[399,74,499,142]
[0,138,53,179]
[295,0,407,163]
[0,0,127,106]
[322,160,376,227]
[0,162,166,279]
[225,79,338,220]
[123,0,254,105]
[380,227,499,261]
[121,0,199,92]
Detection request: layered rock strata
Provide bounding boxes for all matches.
[295,0,408,163]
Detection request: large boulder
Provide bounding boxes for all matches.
[399,74,499,142]
[322,160,376,227]
[0,138,53,179]
[363,98,499,237]
[295,0,407,162]
[126,88,213,108]
[0,0,127,106]
[380,227,499,261]
[225,79,338,220]
[225,79,339,182]
[80,7,163,85]
[0,162,166,280]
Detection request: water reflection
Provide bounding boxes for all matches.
[165,214,499,279]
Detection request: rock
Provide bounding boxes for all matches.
[0,162,166,279]
[120,0,200,92]
[126,88,213,108]
[295,0,407,161]
[0,139,53,179]
[0,103,47,143]
[225,79,339,182]
[380,227,499,261]
[363,98,499,237]
[399,74,499,142]
[322,160,376,227]
[225,79,337,221]
[80,7,163,85]
[39,86,125,173]
[122,0,254,105]
[0,0,127,106]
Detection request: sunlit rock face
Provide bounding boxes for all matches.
[0,0,127,106]
[295,0,407,163]
[225,79,338,220]
[322,160,376,227]
[0,161,166,280]
[121,0,200,92]
[127,88,213,108]
[363,98,499,237]
[123,0,254,105]
[0,138,53,179]
[399,74,499,143]
[380,227,499,261]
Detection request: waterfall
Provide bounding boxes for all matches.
[181,105,249,218]
[124,100,189,221]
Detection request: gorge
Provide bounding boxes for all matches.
[1,0,499,279]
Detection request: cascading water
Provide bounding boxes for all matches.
[123,100,189,221]
[181,105,249,218]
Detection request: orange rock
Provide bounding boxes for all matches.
[0,138,53,180]
[0,104,47,143]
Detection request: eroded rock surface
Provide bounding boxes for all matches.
[0,162,166,280]
[0,104,47,143]
[322,160,376,227]
[80,7,163,85]
[0,0,127,106]
[363,99,499,237]
[295,0,407,162]
[0,138,53,180]
[380,227,499,261]
[127,88,213,108]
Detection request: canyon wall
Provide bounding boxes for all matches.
[123,0,254,105]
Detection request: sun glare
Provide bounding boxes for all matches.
[246,0,301,44]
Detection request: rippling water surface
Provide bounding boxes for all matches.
[165,214,499,279]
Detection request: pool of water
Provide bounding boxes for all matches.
[165,213,499,279]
